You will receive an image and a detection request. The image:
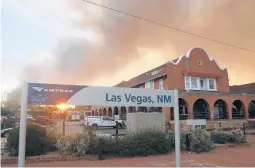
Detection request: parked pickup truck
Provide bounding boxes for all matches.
[81,116,124,129]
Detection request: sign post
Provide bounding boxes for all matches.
[19,83,181,167]
[18,82,28,167]
[174,90,180,167]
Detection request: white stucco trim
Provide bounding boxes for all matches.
[168,47,226,70]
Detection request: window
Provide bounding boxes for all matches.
[159,79,163,89]
[102,116,108,121]
[208,78,216,91]
[185,77,190,89]
[145,80,154,89]
[179,106,188,115]
[184,76,217,91]
[150,80,154,88]
[191,77,198,89]
[199,78,206,90]
[145,81,150,88]
[200,79,204,87]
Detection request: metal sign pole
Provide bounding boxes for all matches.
[173,89,181,167]
[18,82,28,167]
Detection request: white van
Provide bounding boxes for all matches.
[82,116,122,129]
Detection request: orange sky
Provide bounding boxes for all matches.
[20,0,255,87]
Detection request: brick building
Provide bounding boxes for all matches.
[92,47,255,122]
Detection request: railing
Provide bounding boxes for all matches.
[249,112,255,119]
[170,114,188,120]
[214,113,228,120]
[232,111,245,119]
[194,111,210,120]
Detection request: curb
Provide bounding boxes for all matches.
[213,142,250,149]
[1,154,97,165]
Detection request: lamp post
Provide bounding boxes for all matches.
[57,104,75,136]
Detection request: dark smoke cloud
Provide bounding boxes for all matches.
[21,0,255,85]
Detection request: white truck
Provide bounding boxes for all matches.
[81,116,124,129]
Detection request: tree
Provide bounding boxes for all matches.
[1,86,21,111]
[1,107,14,116]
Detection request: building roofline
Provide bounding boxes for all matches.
[129,73,167,88]
[168,47,226,70]
[115,47,227,87]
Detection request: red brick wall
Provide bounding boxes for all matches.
[166,48,229,92]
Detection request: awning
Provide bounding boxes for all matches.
[183,71,221,78]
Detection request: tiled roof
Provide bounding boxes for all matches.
[230,83,255,94]
[115,63,168,87]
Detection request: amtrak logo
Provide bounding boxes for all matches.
[32,87,73,93]
[32,87,44,92]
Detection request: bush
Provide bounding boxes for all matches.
[84,128,99,155]
[56,132,91,156]
[89,129,171,157]
[44,127,61,151]
[189,129,212,153]
[229,129,246,144]
[211,129,246,144]
[1,118,17,130]
[167,131,187,151]
[129,129,170,156]
[6,123,49,156]
[211,131,232,144]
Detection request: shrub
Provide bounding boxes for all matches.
[84,129,99,155]
[130,129,170,156]
[56,133,91,156]
[229,129,246,144]
[90,129,171,158]
[115,136,136,157]
[44,126,61,151]
[108,129,171,157]
[211,131,232,144]
[211,129,246,144]
[166,131,187,151]
[6,123,48,156]
[189,129,212,153]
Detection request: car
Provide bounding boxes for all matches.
[82,116,123,129]
[1,123,46,138]
[1,127,14,138]
[27,114,34,121]
[0,116,8,122]
[33,116,56,126]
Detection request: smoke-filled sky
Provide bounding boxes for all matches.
[1,0,255,92]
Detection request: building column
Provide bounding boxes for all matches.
[244,103,249,119]
[188,104,193,119]
[106,109,109,116]
[118,107,122,119]
[226,105,231,120]
[163,107,171,121]
[210,105,215,121]
[226,101,232,120]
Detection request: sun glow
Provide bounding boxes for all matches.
[56,104,75,110]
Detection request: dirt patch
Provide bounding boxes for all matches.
[3,145,255,167]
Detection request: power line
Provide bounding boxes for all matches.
[82,0,255,53]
